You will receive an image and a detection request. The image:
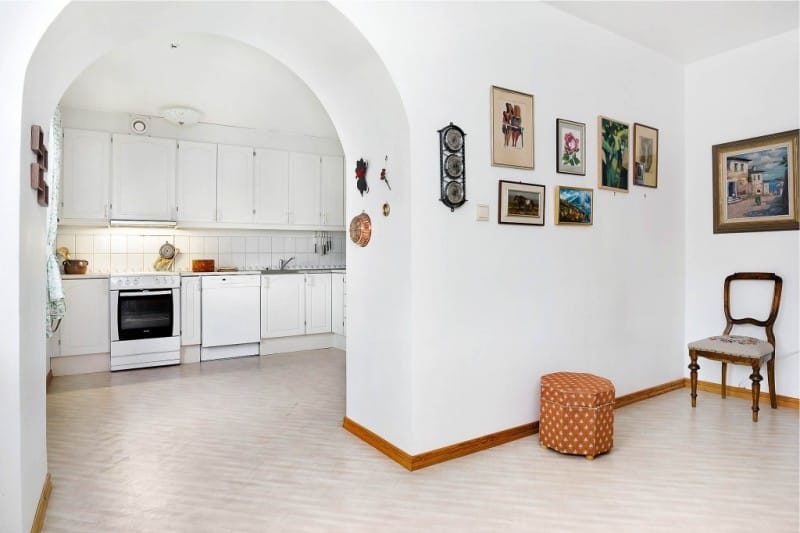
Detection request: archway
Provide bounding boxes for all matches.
[12,2,413,529]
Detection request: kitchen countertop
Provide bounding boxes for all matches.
[61,268,346,280]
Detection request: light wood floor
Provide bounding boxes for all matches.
[46,349,799,532]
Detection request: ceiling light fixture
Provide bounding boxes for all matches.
[160,106,201,127]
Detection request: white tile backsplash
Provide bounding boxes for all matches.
[56,230,344,273]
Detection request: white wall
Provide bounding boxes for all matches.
[61,107,344,156]
[340,2,687,453]
[684,30,800,398]
[0,2,67,530]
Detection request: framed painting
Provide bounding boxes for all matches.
[555,185,593,226]
[556,119,586,175]
[491,86,534,169]
[632,123,658,188]
[712,129,799,233]
[498,180,545,226]
[597,116,629,192]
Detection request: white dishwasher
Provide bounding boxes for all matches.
[201,274,261,361]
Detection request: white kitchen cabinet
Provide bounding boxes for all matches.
[59,278,110,356]
[61,129,111,224]
[217,144,254,223]
[321,155,344,227]
[180,276,202,346]
[331,273,346,336]
[111,134,177,221]
[177,141,217,224]
[261,274,306,338]
[254,148,289,225]
[305,273,332,334]
[289,152,321,226]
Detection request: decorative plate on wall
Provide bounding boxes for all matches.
[349,212,372,247]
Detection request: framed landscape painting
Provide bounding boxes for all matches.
[491,86,534,169]
[556,119,586,175]
[498,180,545,226]
[598,116,629,192]
[555,185,593,226]
[712,129,799,233]
[632,123,658,188]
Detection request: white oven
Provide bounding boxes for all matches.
[110,274,181,371]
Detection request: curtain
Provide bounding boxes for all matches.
[46,106,65,336]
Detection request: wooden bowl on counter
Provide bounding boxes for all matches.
[192,259,215,272]
[63,259,89,275]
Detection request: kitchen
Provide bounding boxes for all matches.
[47,33,347,376]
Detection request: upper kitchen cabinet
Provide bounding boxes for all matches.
[254,148,289,225]
[61,129,111,225]
[111,134,177,221]
[321,155,344,227]
[289,152,321,226]
[177,140,217,225]
[217,144,255,223]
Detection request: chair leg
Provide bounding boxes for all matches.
[721,362,727,399]
[750,364,762,422]
[689,350,699,408]
[767,355,777,409]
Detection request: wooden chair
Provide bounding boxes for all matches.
[687,272,783,422]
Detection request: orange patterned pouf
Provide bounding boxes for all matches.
[539,372,615,460]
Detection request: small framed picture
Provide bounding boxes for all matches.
[555,185,593,226]
[491,86,534,170]
[632,123,659,188]
[498,180,545,226]
[598,116,630,192]
[556,119,586,175]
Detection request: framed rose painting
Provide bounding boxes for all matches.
[556,119,586,175]
[712,129,799,233]
[491,86,534,170]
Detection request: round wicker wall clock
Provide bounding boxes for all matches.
[349,212,372,247]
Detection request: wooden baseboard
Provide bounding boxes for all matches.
[343,377,688,471]
[46,369,53,390]
[686,378,799,409]
[342,417,413,470]
[411,421,538,470]
[30,473,51,533]
[615,378,686,409]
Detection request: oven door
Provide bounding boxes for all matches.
[111,289,179,341]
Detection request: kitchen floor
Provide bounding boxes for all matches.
[45,350,799,532]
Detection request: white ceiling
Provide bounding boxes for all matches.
[547,1,799,63]
[60,33,339,139]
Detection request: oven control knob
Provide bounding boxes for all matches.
[133,279,139,286]
[124,279,130,286]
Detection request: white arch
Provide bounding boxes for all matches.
[6,3,413,529]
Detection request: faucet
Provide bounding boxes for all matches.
[279,256,295,270]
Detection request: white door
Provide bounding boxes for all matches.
[61,129,110,224]
[261,274,306,338]
[177,141,217,224]
[217,144,254,223]
[59,279,110,356]
[180,276,202,346]
[289,152,321,226]
[321,155,344,227]
[111,134,177,221]
[254,148,289,225]
[331,273,345,336]
[305,273,332,334]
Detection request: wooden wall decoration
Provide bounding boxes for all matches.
[30,125,49,207]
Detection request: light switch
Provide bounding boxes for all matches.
[476,204,489,221]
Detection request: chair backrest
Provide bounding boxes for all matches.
[723,272,783,349]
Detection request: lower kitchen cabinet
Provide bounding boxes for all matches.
[181,276,202,345]
[305,273,332,334]
[261,274,306,338]
[332,273,346,336]
[59,278,110,356]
